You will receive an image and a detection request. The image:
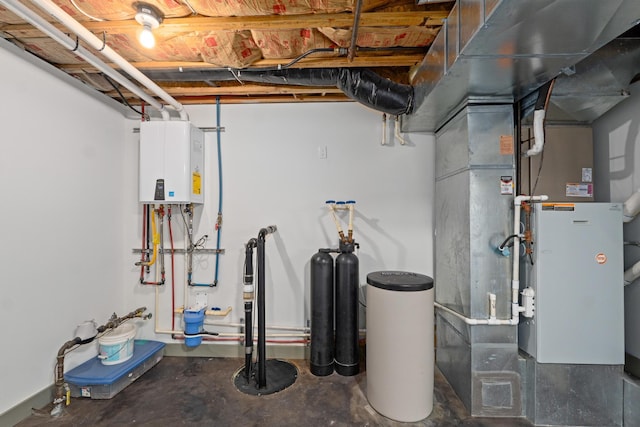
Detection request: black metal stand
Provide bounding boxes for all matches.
[233,359,297,396]
[233,226,297,396]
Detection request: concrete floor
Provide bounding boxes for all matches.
[17,357,533,426]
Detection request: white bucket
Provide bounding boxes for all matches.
[98,323,136,366]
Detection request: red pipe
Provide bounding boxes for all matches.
[139,204,147,282]
[168,206,176,330]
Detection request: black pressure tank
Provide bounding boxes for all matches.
[310,249,335,376]
[334,242,359,376]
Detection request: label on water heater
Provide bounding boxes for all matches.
[193,171,202,195]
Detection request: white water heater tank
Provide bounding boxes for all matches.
[139,121,204,204]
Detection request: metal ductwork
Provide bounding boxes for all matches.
[422,1,640,425]
[404,0,640,132]
[538,35,640,123]
[143,68,414,116]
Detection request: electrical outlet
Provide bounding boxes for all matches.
[318,145,327,159]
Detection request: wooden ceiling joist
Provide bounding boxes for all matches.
[108,84,344,97]
[0,11,447,38]
[174,94,351,105]
[60,53,422,74]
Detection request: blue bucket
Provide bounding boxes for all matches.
[184,308,205,347]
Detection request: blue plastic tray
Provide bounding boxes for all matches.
[66,340,165,385]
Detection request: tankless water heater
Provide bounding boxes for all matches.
[139,121,204,204]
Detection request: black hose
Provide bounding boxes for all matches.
[256,48,344,71]
[499,234,520,250]
[182,330,219,336]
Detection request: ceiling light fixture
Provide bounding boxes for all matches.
[134,2,163,49]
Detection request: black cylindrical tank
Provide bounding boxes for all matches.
[310,249,335,376]
[334,242,359,376]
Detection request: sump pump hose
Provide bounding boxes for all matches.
[257,232,267,388]
[256,226,277,388]
[244,239,257,291]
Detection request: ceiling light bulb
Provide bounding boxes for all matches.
[134,2,163,49]
[139,24,155,49]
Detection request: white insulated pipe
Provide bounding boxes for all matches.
[524,109,546,157]
[28,0,188,120]
[0,0,170,120]
[434,194,548,326]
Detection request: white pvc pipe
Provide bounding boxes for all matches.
[434,301,515,326]
[347,202,354,241]
[394,115,407,145]
[203,320,308,332]
[435,194,548,326]
[328,203,345,238]
[624,259,640,286]
[524,109,545,157]
[0,0,170,120]
[511,195,547,319]
[217,332,309,338]
[381,113,387,146]
[623,189,640,223]
[28,0,188,120]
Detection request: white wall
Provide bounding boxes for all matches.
[123,103,436,341]
[593,81,640,358]
[0,47,128,413]
[0,42,435,417]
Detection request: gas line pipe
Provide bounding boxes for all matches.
[51,308,150,417]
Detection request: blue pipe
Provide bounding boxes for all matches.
[189,97,223,288]
[214,96,223,286]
